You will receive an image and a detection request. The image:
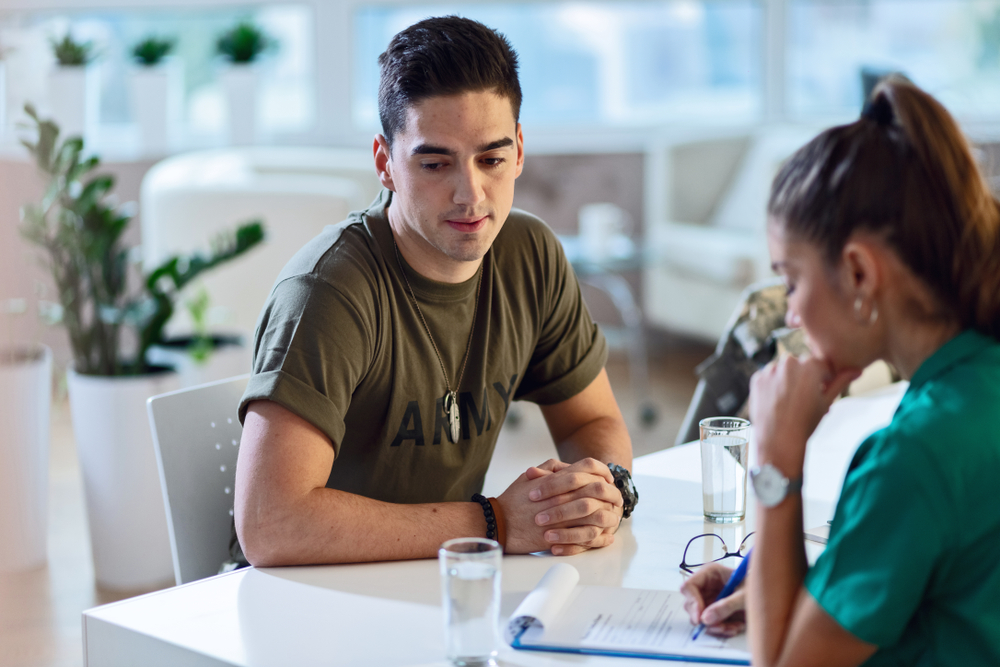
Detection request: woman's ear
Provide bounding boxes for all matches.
[841,238,882,298]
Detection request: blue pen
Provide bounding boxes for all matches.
[691,548,752,641]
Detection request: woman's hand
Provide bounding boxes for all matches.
[749,355,861,473]
[680,563,747,638]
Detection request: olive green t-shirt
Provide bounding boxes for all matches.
[805,330,1000,666]
[238,189,608,504]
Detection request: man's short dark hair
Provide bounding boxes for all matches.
[377,16,522,148]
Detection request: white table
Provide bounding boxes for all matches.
[82,384,906,667]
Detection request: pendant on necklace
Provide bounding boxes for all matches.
[444,390,460,443]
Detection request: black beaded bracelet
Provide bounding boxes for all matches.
[471,493,497,541]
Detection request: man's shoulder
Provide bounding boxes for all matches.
[494,207,564,266]
[274,213,384,292]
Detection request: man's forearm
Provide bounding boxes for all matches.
[554,414,633,470]
[237,489,487,566]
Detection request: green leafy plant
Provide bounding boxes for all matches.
[18,104,265,376]
[216,21,274,63]
[51,34,95,66]
[132,36,175,66]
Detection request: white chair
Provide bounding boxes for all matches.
[140,147,383,342]
[147,374,249,585]
[643,126,821,341]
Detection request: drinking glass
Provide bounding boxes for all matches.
[439,537,501,667]
[699,417,750,523]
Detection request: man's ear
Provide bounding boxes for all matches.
[514,123,525,179]
[373,134,396,191]
[841,239,881,298]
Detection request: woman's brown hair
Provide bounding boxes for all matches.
[768,76,1000,339]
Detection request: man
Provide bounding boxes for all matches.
[234,16,635,566]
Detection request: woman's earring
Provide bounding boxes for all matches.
[855,296,878,325]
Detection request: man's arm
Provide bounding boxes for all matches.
[517,368,633,556]
[235,399,616,566]
[540,368,632,469]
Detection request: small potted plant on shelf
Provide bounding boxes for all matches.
[216,20,276,145]
[49,33,99,141]
[19,104,265,591]
[129,35,181,154]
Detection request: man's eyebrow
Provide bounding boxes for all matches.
[410,138,514,157]
[478,137,514,152]
[412,144,454,156]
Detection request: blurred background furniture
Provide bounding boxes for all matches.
[148,375,249,586]
[140,147,382,345]
[642,126,821,342]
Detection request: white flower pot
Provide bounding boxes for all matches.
[67,367,180,591]
[220,65,258,146]
[130,59,183,155]
[48,64,100,142]
[0,345,51,572]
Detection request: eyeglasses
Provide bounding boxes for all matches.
[679,532,755,574]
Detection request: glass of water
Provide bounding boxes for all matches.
[699,417,750,523]
[439,537,502,667]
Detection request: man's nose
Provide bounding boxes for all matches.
[453,164,485,207]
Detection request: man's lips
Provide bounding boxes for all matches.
[445,216,488,233]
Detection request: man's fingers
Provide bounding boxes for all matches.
[534,459,570,473]
[536,498,618,527]
[530,470,618,502]
[543,524,604,545]
[524,466,554,481]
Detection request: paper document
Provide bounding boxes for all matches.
[507,564,750,664]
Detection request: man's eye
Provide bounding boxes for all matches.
[421,162,445,171]
[483,157,505,167]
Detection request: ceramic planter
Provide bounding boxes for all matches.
[48,64,100,142]
[67,367,180,591]
[0,345,52,571]
[130,59,183,155]
[219,64,258,145]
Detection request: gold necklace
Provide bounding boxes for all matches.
[392,239,483,444]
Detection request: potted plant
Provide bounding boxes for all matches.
[145,288,250,388]
[19,104,265,591]
[216,20,275,145]
[129,36,181,155]
[48,33,99,142]
[0,298,52,572]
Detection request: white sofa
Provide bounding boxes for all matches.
[642,125,822,342]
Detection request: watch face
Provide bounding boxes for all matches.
[752,465,787,507]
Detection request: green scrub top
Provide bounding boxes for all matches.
[805,330,1000,666]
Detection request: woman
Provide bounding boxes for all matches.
[681,77,1000,666]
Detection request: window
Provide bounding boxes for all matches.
[354,1,764,130]
[0,4,314,146]
[788,0,1000,120]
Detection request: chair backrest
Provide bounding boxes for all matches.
[148,374,249,585]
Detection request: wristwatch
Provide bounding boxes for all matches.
[608,463,638,519]
[750,463,803,508]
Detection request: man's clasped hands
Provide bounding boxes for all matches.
[496,458,624,557]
